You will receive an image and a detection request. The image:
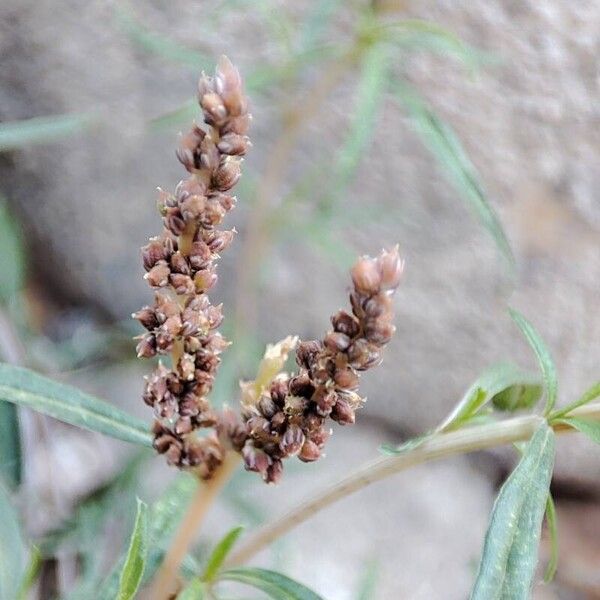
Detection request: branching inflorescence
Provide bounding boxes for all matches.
[134,56,403,484]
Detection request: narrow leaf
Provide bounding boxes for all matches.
[354,559,379,600]
[509,308,558,415]
[552,381,600,419]
[0,363,152,447]
[202,526,244,582]
[543,494,558,583]
[0,483,27,600]
[17,546,41,600]
[392,79,514,269]
[117,499,148,600]
[219,567,324,600]
[0,113,95,151]
[0,199,25,301]
[471,423,555,599]
[178,578,206,600]
[438,362,542,432]
[556,417,600,446]
[0,400,21,488]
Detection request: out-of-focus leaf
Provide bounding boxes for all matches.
[556,417,600,446]
[392,79,515,270]
[0,199,25,302]
[219,568,324,600]
[319,41,390,213]
[551,381,600,420]
[509,308,557,415]
[0,363,152,447]
[178,578,206,600]
[437,362,542,432]
[544,494,558,583]
[354,559,379,600]
[300,0,344,51]
[114,6,211,68]
[0,401,20,488]
[117,499,148,600]
[202,526,244,582]
[0,482,27,600]
[17,546,41,600]
[0,113,95,152]
[471,423,555,599]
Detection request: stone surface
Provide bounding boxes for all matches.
[2,0,600,492]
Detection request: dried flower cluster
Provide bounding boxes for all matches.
[134,55,250,479]
[135,57,403,483]
[238,248,403,483]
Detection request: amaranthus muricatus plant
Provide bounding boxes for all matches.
[134,57,403,484]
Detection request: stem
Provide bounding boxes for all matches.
[152,453,240,600]
[226,402,600,567]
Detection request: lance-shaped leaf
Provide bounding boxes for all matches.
[471,423,555,599]
[552,381,600,419]
[438,362,542,432]
[556,417,600,446]
[0,363,152,447]
[219,568,324,600]
[509,308,558,415]
[177,579,206,600]
[0,483,27,600]
[202,526,244,583]
[116,499,148,600]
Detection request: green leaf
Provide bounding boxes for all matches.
[555,417,600,446]
[471,423,555,599]
[391,79,515,270]
[0,482,27,600]
[117,499,148,600]
[319,41,390,213]
[0,199,25,302]
[299,0,343,51]
[543,494,558,583]
[178,578,206,600]
[16,546,41,600]
[0,113,95,152]
[438,362,542,432]
[0,400,21,488]
[219,568,324,600]
[551,381,600,419]
[0,363,152,447]
[202,526,244,582]
[354,559,379,600]
[509,308,558,415]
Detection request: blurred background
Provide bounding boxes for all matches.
[1,0,600,598]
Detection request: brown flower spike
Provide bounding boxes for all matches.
[135,57,403,483]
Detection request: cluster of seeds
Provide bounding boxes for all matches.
[135,57,403,483]
[238,247,403,483]
[134,56,250,479]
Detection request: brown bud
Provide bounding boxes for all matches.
[174,417,193,435]
[144,261,170,288]
[217,133,249,156]
[331,310,360,338]
[309,426,331,448]
[201,92,227,125]
[364,321,395,346]
[315,389,337,417]
[164,210,186,236]
[221,114,250,136]
[169,273,195,295]
[180,194,206,222]
[189,240,212,270]
[331,398,356,425]
[213,193,236,211]
[270,411,286,431]
[333,367,359,391]
[215,55,246,116]
[363,293,392,319]
[324,331,351,353]
[351,257,382,295]
[265,459,283,484]
[178,353,196,381]
[132,306,158,330]
[136,334,157,358]
[299,439,321,462]
[296,340,321,369]
[176,125,205,171]
[280,424,305,457]
[199,137,220,171]
[270,377,289,406]
[197,73,214,100]
[142,239,167,271]
[194,268,218,292]
[175,177,207,202]
[347,339,381,370]
[212,157,242,191]
[242,443,270,475]
[206,229,235,253]
[258,394,277,419]
[377,245,403,290]
[169,251,190,275]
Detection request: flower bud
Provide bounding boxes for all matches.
[180,194,206,222]
[169,273,195,295]
[299,440,321,462]
[194,268,218,292]
[188,241,212,270]
[163,210,186,236]
[324,331,351,353]
[144,261,170,288]
[201,92,227,125]
[206,229,235,253]
[331,310,360,337]
[377,245,403,290]
[351,257,382,295]
[212,157,242,191]
[265,459,283,484]
[132,306,158,330]
[280,424,305,457]
[364,321,395,345]
[331,398,355,425]
[136,334,157,358]
[218,133,249,156]
[333,367,359,391]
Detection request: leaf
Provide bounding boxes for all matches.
[354,559,379,600]
[543,494,558,583]
[178,578,206,600]
[0,363,152,447]
[0,199,25,302]
[299,0,343,51]
[471,423,555,599]
[202,526,244,582]
[0,482,27,600]
[319,41,390,213]
[391,79,515,270]
[219,568,324,600]
[438,362,542,432]
[0,400,21,488]
[0,113,95,152]
[556,417,600,446]
[379,433,432,456]
[551,381,600,419]
[509,308,558,415]
[17,546,41,600]
[117,499,148,600]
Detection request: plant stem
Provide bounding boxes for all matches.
[152,453,240,600]
[225,402,600,567]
